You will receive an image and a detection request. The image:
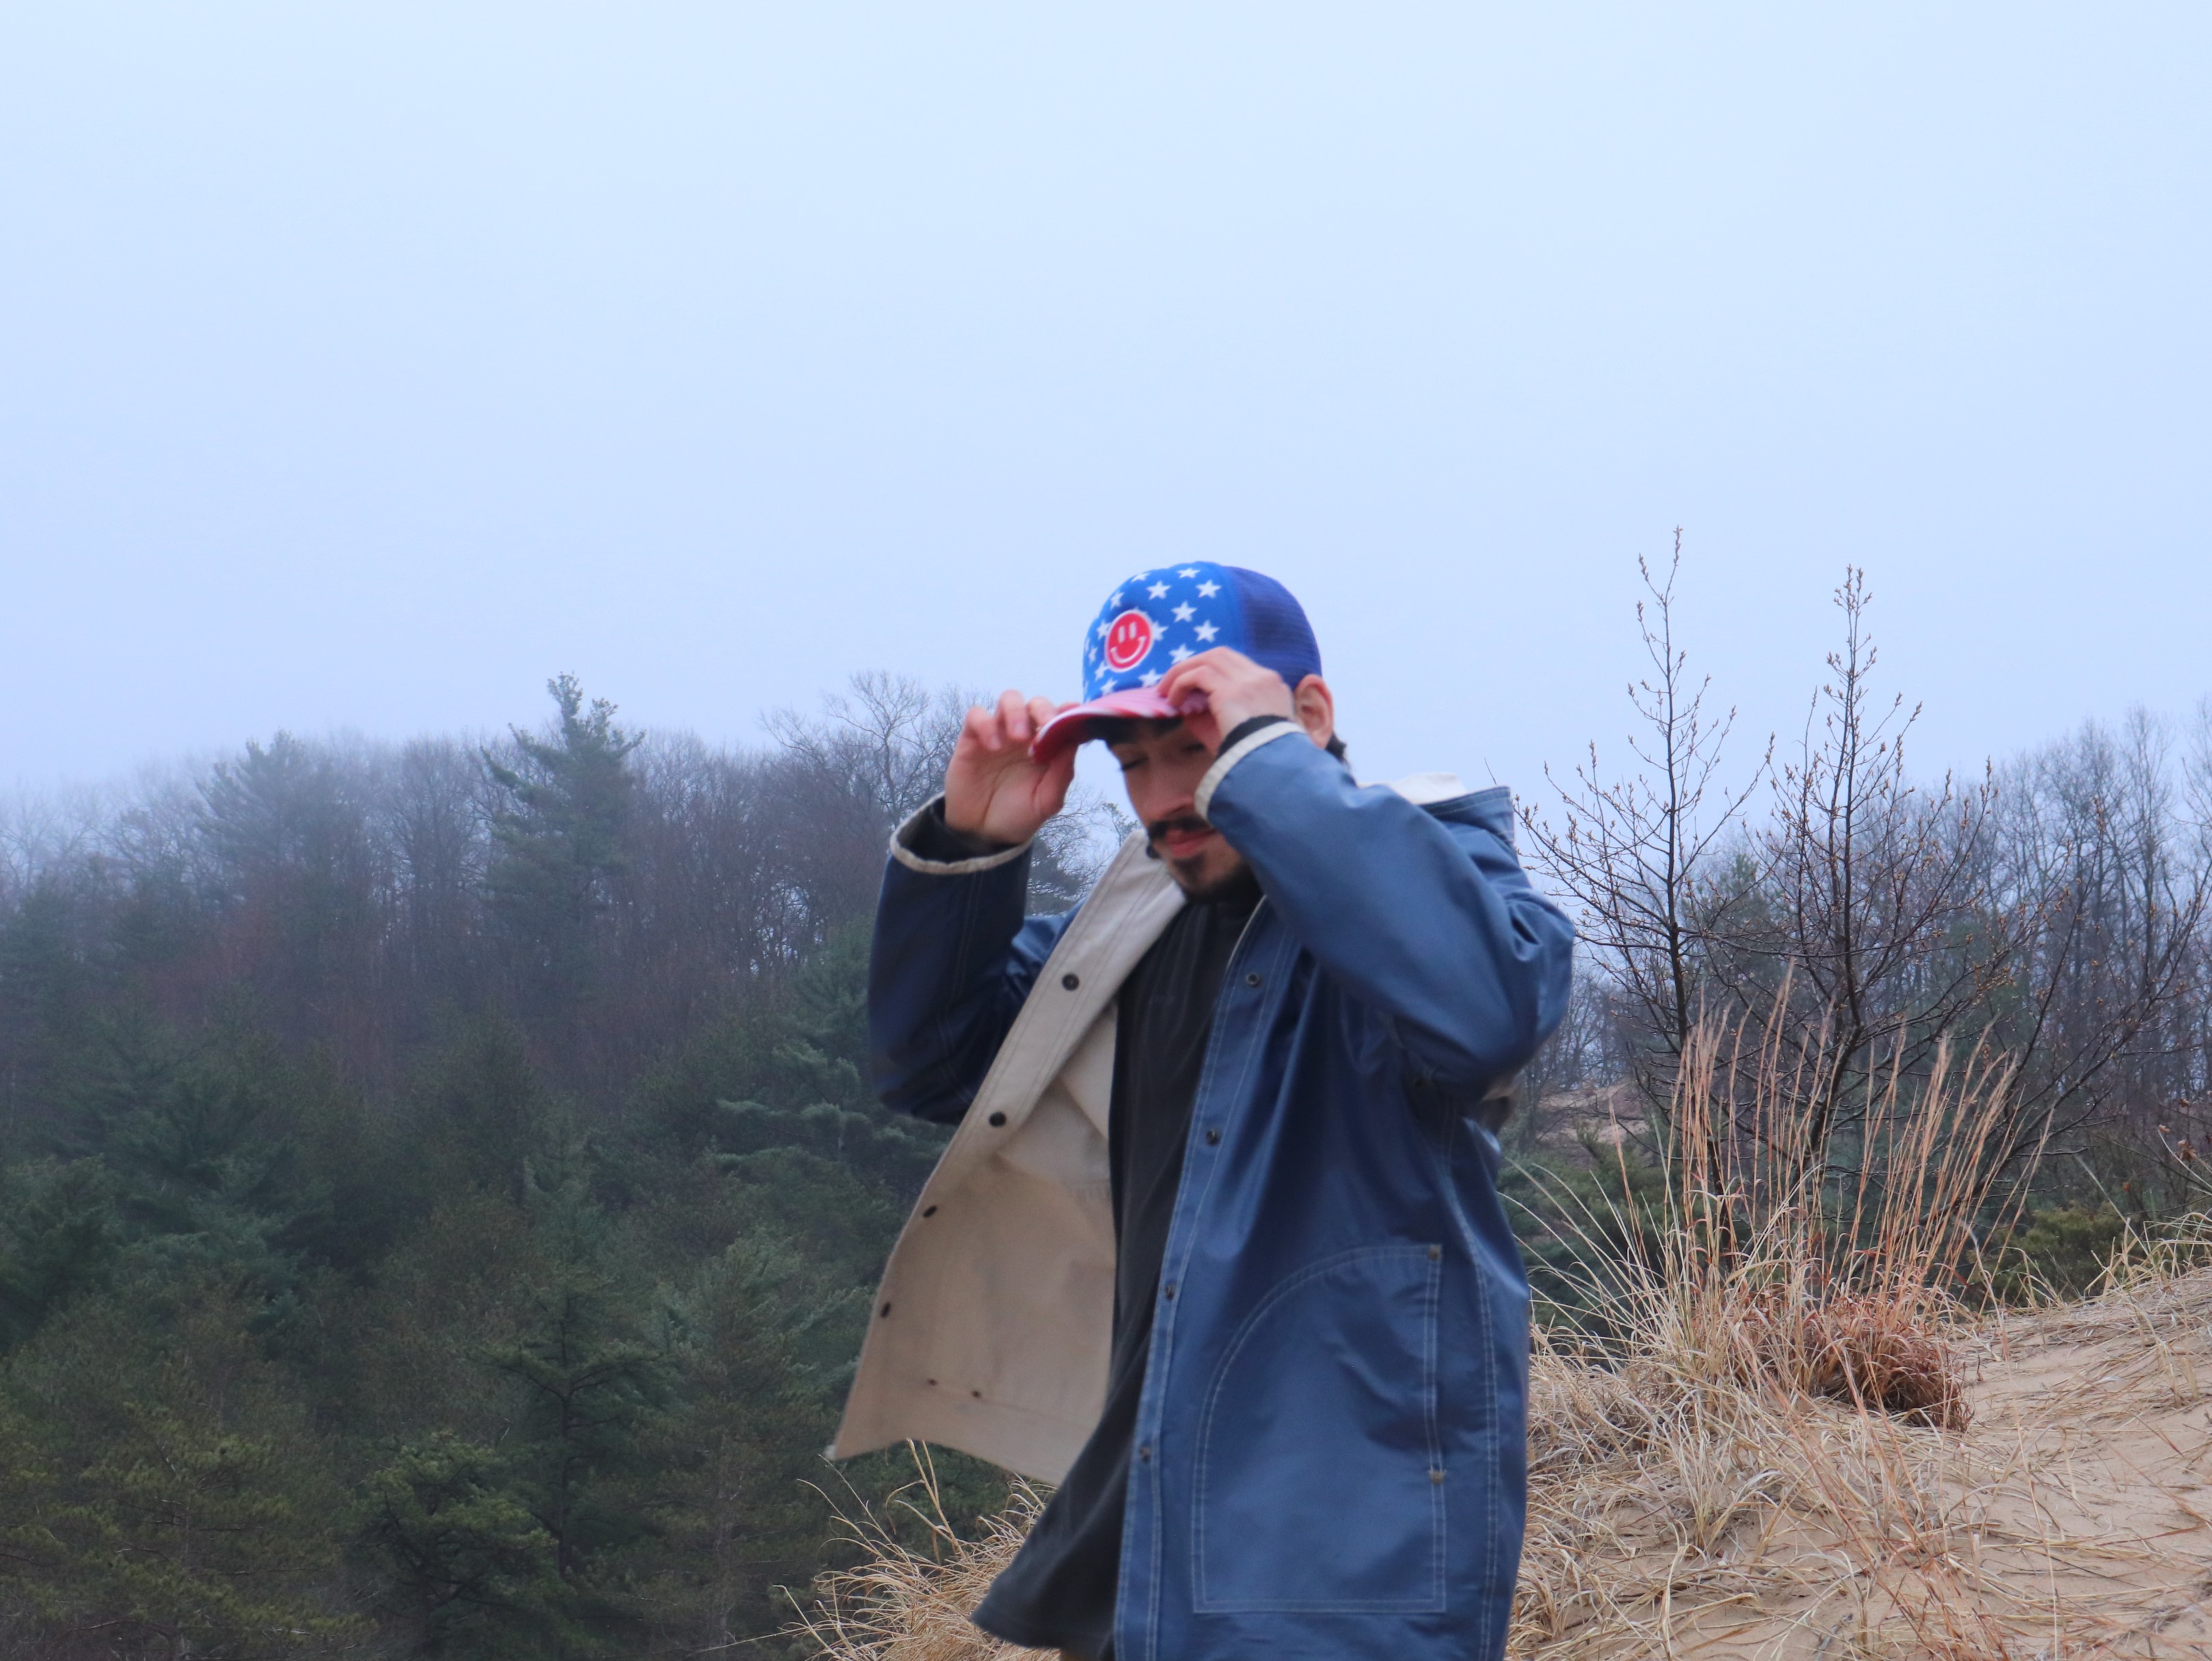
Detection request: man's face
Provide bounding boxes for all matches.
[1106,721,1250,899]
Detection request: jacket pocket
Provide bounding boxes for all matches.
[1192,1245,1444,1613]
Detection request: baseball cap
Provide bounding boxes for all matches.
[1030,563,1323,761]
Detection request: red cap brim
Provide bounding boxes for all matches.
[1030,686,1204,762]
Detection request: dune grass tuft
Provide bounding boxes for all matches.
[784,1449,1038,1661]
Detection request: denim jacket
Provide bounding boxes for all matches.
[835,729,1574,1661]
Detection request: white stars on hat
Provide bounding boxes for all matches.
[1085,567,1233,699]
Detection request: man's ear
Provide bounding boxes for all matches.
[1292,675,1335,749]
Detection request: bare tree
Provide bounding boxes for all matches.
[1523,533,1769,1125]
[1736,569,2024,1171]
[383,737,492,1023]
[1986,707,2210,1163]
[1526,552,2212,1205]
[768,671,1124,916]
[765,671,967,827]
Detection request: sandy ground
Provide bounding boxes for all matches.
[1528,1272,2212,1659]
[797,1272,2212,1659]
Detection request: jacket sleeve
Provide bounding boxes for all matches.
[1199,731,1574,1085]
[867,800,1078,1125]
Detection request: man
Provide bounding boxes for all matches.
[832,565,1574,1661]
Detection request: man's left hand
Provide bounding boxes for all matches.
[1158,647,1295,751]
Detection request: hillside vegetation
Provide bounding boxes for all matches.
[795,1028,2212,1658]
[797,1239,2212,1659]
[0,675,1106,1658]
[3,568,2211,1657]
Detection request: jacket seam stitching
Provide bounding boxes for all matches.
[1192,721,1302,820]
[1440,1111,1507,1650]
[1190,1243,1444,1614]
[1425,1250,1445,1612]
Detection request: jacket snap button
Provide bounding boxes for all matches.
[1430,1468,1445,1485]
[1138,1445,1152,1463]
[1062,972,1080,990]
[1203,1127,1220,1146]
[987,1111,1007,1127]
[1162,1282,1176,1300]
[1244,972,1262,988]
[1428,1245,1442,1260]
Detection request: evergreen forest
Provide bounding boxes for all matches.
[0,673,1106,1658]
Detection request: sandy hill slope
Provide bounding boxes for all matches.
[793,1269,2212,1660]
[1517,1269,2212,1658]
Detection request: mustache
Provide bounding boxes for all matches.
[1143,815,1213,858]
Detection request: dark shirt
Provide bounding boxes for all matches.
[971,872,1260,1661]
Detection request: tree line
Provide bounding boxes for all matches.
[0,673,1106,1658]
[1,569,2205,1656]
[1516,552,2212,1299]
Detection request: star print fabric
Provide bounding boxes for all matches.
[1080,563,1322,703]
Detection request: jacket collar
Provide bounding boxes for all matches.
[1375,772,1516,842]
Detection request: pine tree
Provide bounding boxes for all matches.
[364,1433,573,1660]
[0,1281,361,1657]
[486,1280,671,1595]
[631,1237,836,1651]
[0,1159,118,1351]
[0,877,94,1145]
[482,677,642,1033]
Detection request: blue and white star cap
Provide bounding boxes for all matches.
[1030,563,1324,760]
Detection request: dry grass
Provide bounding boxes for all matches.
[784,1448,1043,1661]
[787,1022,2212,1658]
[1514,1259,2212,1658]
[1511,1018,2212,1658]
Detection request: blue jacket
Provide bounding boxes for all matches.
[848,732,1574,1661]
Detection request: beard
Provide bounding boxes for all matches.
[1146,815,1262,906]
[1172,859,1262,906]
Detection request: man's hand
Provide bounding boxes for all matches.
[1156,648,1296,752]
[944,690,1078,846]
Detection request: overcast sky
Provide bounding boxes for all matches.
[3,3,2207,810]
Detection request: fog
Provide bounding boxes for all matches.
[2,3,2206,800]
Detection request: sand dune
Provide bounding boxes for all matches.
[1517,1269,2212,1658]
[792,1267,2212,1659]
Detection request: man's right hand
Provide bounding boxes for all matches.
[943,690,1078,847]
